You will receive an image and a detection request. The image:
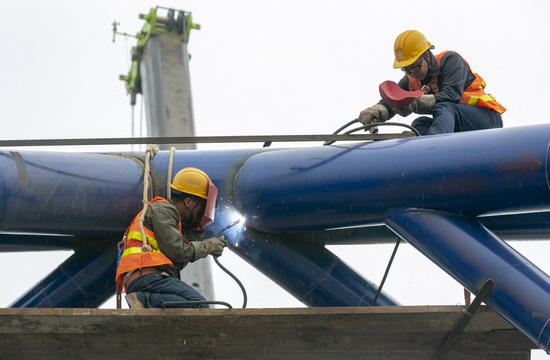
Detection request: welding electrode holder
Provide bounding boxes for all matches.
[218,234,228,247]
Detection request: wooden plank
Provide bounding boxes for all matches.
[0,306,535,360]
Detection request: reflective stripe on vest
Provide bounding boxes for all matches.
[121,245,163,258]
[408,51,506,114]
[115,197,179,288]
[126,230,161,252]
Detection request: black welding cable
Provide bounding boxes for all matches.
[324,120,420,146]
[161,300,233,309]
[323,119,360,146]
[372,237,402,306]
[159,255,248,310]
[345,122,421,138]
[160,240,248,310]
[212,219,248,308]
[214,255,248,309]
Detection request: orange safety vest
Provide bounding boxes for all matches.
[115,197,184,288]
[408,51,506,114]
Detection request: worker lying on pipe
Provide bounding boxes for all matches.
[115,167,225,308]
[358,30,505,135]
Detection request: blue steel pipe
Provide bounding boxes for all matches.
[1,125,550,309]
[234,125,550,232]
[227,226,400,307]
[0,148,263,244]
[10,242,117,308]
[203,200,401,307]
[385,208,550,353]
[1,125,550,241]
[0,151,145,239]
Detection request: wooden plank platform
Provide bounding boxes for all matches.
[0,306,536,359]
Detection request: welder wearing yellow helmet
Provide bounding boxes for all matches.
[358,30,505,135]
[116,167,225,309]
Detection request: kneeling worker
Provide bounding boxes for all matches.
[116,167,226,308]
[359,30,505,135]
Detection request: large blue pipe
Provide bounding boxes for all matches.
[0,151,145,238]
[235,125,550,232]
[1,125,550,310]
[1,125,550,240]
[385,208,550,353]
[0,148,261,242]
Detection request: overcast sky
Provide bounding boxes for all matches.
[1,0,550,356]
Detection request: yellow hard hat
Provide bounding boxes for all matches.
[170,167,210,200]
[393,30,432,69]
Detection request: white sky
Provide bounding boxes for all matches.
[1,0,550,357]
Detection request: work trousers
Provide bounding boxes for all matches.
[411,102,503,135]
[126,272,209,308]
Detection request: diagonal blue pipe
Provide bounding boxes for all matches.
[385,208,550,353]
[10,243,116,308]
[226,225,400,307]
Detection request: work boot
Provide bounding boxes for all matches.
[125,292,145,309]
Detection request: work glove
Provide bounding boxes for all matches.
[186,229,205,242]
[412,94,436,114]
[358,104,389,133]
[393,103,414,117]
[394,94,436,117]
[191,235,226,261]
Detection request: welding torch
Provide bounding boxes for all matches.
[216,218,242,246]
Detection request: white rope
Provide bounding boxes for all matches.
[167,147,176,201]
[139,144,159,252]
